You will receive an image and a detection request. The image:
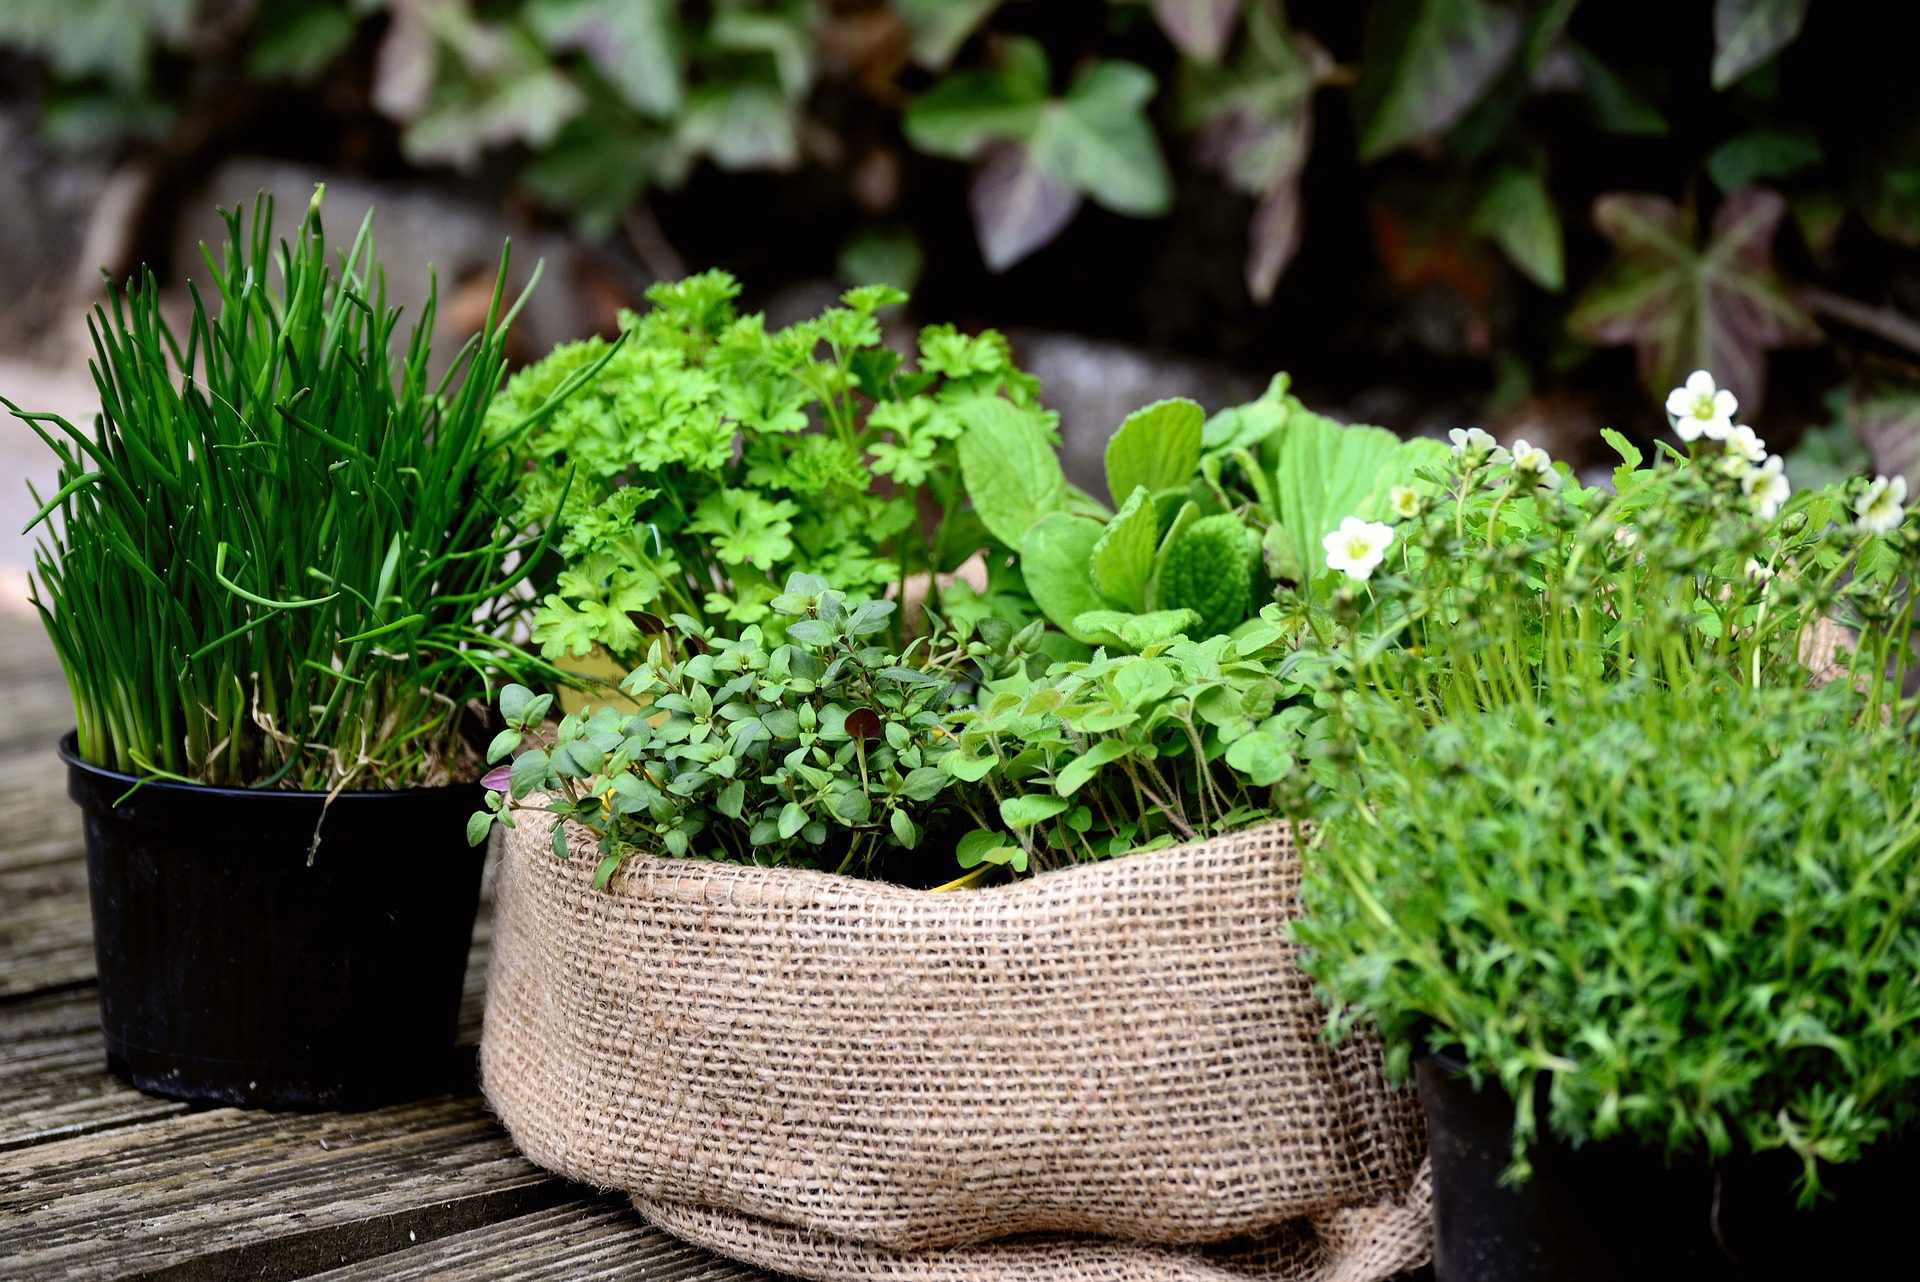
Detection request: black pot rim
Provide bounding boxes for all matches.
[58,730,484,801]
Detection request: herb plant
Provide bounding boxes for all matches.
[1295,681,1920,1202]
[937,621,1317,876]
[488,270,1053,661]
[472,575,1035,885]
[7,190,563,790]
[1007,374,1441,650]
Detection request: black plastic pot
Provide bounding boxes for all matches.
[1417,1051,1910,1280]
[62,734,487,1110]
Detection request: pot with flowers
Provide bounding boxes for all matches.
[1289,372,1920,1278]
[466,280,1445,1282]
[4,192,579,1109]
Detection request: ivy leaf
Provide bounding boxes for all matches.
[956,397,1066,547]
[1707,128,1822,194]
[1022,513,1114,641]
[678,83,798,171]
[895,0,1004,70]
[904,36,1048,158]
[1028,61,1172,218]
[1153,0,1243,64]
[1711,0,1810,90]
[1472,165,1564,291]
[525,0,681,117]
[1568,188,1819,415]
[1105,398,1204,503]
[1569,44,1668,137]
[969,140,1082,271]
[1352,0,1522,162]
[1090,487,1160,612]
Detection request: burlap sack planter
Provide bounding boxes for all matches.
[482,810,1431,1282]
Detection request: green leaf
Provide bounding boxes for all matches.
[955,827,1019,868]
[1569,44,1668,137]
[1105,398,1205,504]
[1711,0,1810,90]
[777,800,808,839]
[1352,0,1523,161]
[1055,739,1133,795]
[465,811,494,847]
[1600,428,1644,472]
[1156,514,1257,636]
[894,0,1004,69]
[500,684,537,723]
[1090,487,1159,612]
[678,83,798,171]
[1071,608,1202,651]
[1473,165,1563,292]
[525,0,681,116]
[591,852,623,890]
[956,397,1067,547]
[486,729,522,764]
[1028,61,1172,217]
[509,748,550,799]
[904,36,1048,157]
[1706,128,1822,194]
[890,807,921,848]
[1224,729,1293,786]
[1568,189,1819,415]
[1112,657,1177,706]
[1263,404,1443,585]
[1023,513,1113,641]
[1000,793,1072,828]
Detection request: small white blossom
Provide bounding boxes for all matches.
[1448,427,1509,464]
[1745,558,1775,582]
[1856,474,1908,535]
[1742,455,1790,519]
[1509,438,1562,489]
[1323,516,1395,582]
[1388,485,1423,520]
[1723,424,1767,465]
[1613,526,1636,547]
[1665,369,1737,442]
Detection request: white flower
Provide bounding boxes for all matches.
[1741,455,1790,519]
[1723,424,1767,465]
[1745,558,1775,582]
[1665,369,1737,442]
[1856,474,1908,534]
[1323,516,1395,582]
[1388,485,1423,520]
[1613,526,1637,547]
[1448,427,1509,464]
[1509,438,1562,489]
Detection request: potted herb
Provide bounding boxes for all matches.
[465,326,1445,1279]
[1290,380,1920,1277]
[5,191,567,1109]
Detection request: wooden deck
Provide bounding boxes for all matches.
[0,613,775,1280]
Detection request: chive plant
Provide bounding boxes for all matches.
[7,189,580,792]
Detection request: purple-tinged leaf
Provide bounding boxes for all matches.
[1246,171,1305,304]
[481,764,513,792]
[969,141,1082,271]
[1849,382,1920,488]
[1154,0,1244,63]
[1569,188,1819,415]
[1711,0,1810,90]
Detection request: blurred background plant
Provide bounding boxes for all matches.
[3,0,1918,500]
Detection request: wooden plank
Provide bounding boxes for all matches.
[0,986,191,1154]
[0,1094,571,1281]
[304,1194,775,1282]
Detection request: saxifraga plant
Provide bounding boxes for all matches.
[7,188,588,792]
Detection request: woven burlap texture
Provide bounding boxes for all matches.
[482,811,1430,1282]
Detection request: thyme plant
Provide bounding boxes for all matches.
[8,191,574,791]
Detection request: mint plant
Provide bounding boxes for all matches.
[472,575,1037,885]
[488,271,1053,663]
